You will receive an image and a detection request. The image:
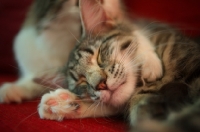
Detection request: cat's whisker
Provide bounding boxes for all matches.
[67,29,80,43]
[100,101,109,118]
[125,60,142,71]
[140,21,160,32]
[8,64,20,70]
[14,111,38,130]
[118,42,137,65]
[100,101,105,117]
[94,30,104,40]
[93,101,101,119]
[113,36,121,62]
[35,84,58,98]
[118,40,137,64]
[122,47,137,64]
[146,30,172,38]
[34,73,67,93]
[83,101,99,118]
[125,56,141,74]
[88,20,107,40]
[24,100,41,103]
[80,101,97,118]
[100,102,113,120]
[121,57,138,68]
[140,23,180,36]
[100,102,114,122]
[87,3,105,39]
[56,9,79,19]
[155,41,191,49]
[89,101,99,118]
[122,62,139,72]
[119,46,138,65]
[37,83,57,91]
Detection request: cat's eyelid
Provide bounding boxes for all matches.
[97,48,103,67]
[69,70,79,81]
[120,40,132,50]
[102,33,120,43]
[80,48,94,55]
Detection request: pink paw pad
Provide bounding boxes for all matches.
[59,93,69,100]
[46,99,58,106]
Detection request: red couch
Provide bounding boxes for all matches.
[0,0,200,132]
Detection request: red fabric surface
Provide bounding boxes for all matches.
[0,0,200,132]
[124,0,200,37]
[0,0,32,75]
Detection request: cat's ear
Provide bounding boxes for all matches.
[80,0,124,35]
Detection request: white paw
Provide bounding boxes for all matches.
[38,89,80,121]
[142,54,163,82]
[0,83,24,103]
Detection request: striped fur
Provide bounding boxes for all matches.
[127,22,200,131]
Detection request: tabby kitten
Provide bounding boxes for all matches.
[38,0,163,120]
[0,0,81,103]
[38,0,200,131]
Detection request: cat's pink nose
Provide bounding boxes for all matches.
[96,80,107,90]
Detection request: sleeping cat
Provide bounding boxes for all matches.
[38,0,162,119]
[0,0,81,103]
[37,0,200,131]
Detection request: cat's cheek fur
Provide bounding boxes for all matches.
[100,90,111,103]
[101,73,138,107]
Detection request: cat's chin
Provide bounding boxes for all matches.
[100,82,129,107]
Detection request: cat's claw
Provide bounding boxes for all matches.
[0,83,23,103]
[142,54,163,82]
[38,89,80,121]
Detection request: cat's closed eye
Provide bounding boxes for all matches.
[69,70,79,81]
[120,40,132,51]
[97,49,104,68]
[73,81,88,97]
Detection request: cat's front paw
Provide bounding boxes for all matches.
[38,89,80,121]
[142,54,163,82]
[0,83,24,103]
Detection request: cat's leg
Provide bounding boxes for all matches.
[129,82,190,127]
[129,94,154,125]
[129,94,169,127]
[134,31,163,82]
[38,89,118,121]
[141,52,163,82]
[0,76,47,103]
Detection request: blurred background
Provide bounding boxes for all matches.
[0,0,200,76]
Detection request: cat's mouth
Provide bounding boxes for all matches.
[96,80,108,90]
[98,74,131,106]
[107,77,127,91]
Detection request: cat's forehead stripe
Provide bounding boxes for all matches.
[102,33,120,43]
[79,48,94,55]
